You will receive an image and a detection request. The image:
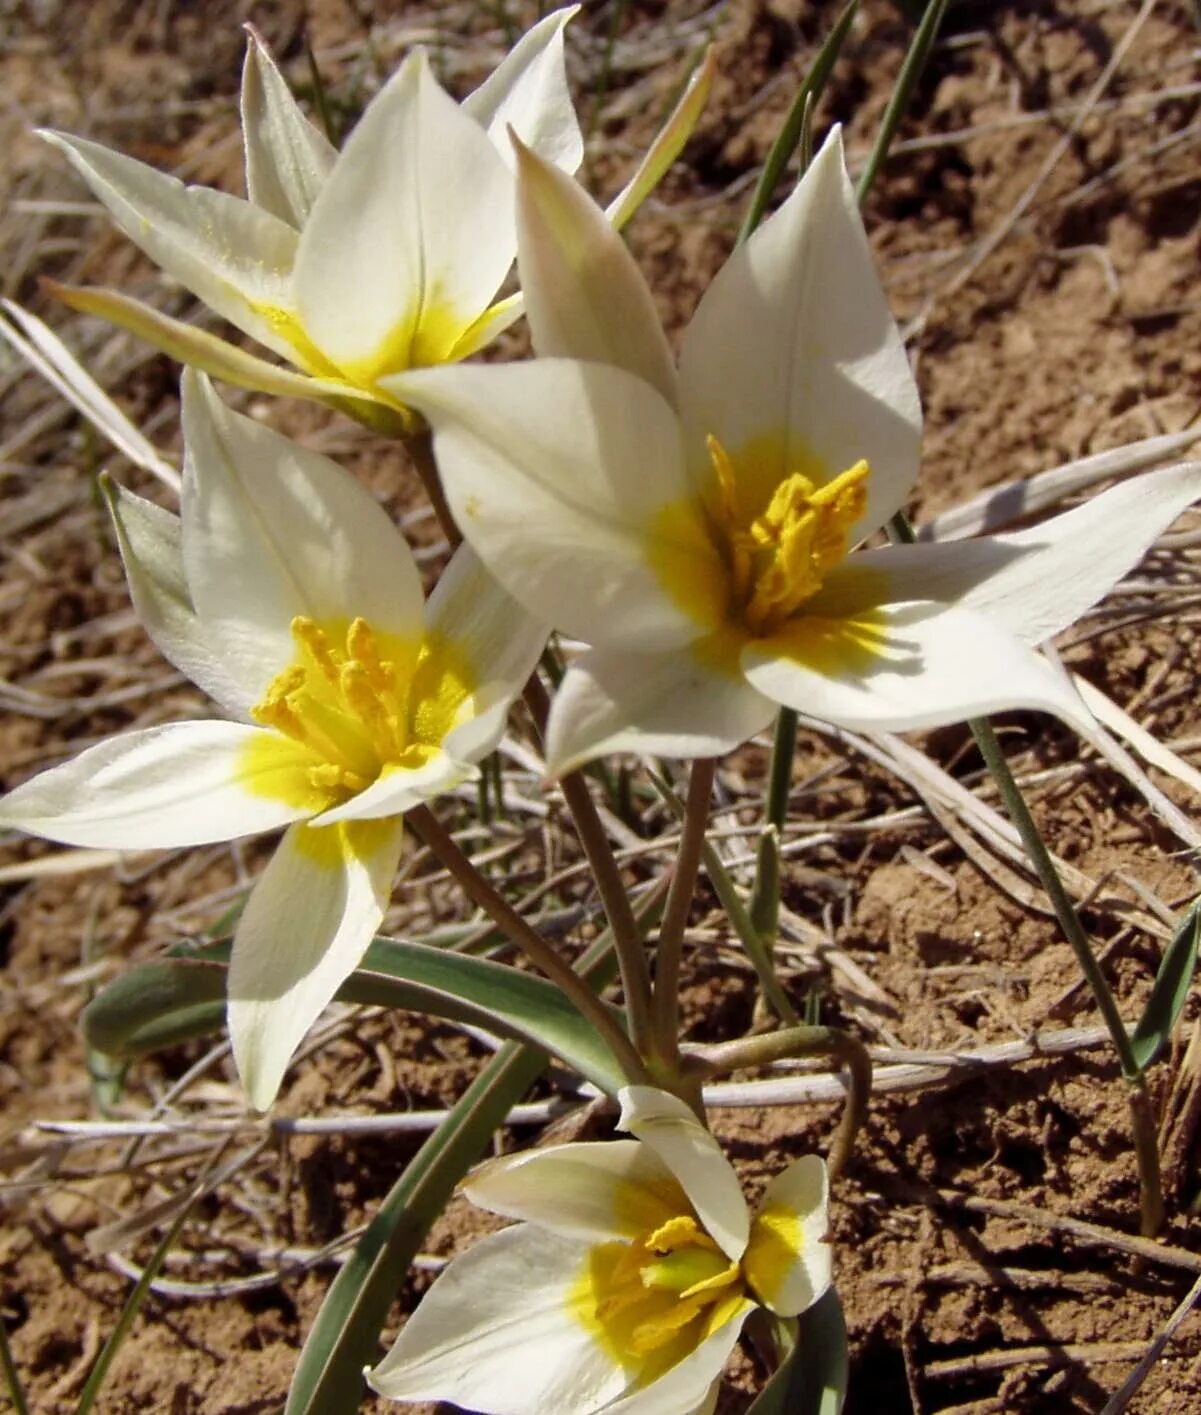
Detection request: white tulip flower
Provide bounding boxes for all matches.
[0,371,545,1108]
[38,11,586,426]
[370,1086,831,1414]
[385,129,1201,775]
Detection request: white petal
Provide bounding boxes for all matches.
[463,7,584,174]
[463,1138,687,1241]
[240,25,336,226]
[389,359,700,650]
[294,52,514,381]
[310,751,470,826]
[228,817,401,1110]
[743,1155,831,1318]
[423,543,547,692]
[678,128,920,542]
[104,480,249,719]
[600,1308,751,1415]
[180,371,425,704]
[45,280,381,410]
[742,599,1094,734]
[852,462,1201,644]
[546,645,776,776]
[514,139,678,407]
[0,722,313,850]
[40,130,301,361]
[369,1225,631,1414]
[618,1087,749,1262]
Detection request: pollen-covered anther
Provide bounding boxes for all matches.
[706,435,871,637]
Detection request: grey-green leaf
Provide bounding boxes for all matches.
[748,1288,849,1415]
[1131,896,1201,1073]
[82,933,630,1094]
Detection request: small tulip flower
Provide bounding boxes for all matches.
[0,371,545,1108]
[38,12,586,426]
[387,129,1201,775]
[370,1086,831,1413]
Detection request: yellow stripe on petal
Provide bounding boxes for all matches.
[742,1205,803,1309]
[291,817,397,870]
[238,731,335,814]
[761,609,899,677]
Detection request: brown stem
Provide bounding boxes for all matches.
[651,757,717,1069]
[407,805,649,1085]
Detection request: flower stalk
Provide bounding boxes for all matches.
[650,756,717,1072]
[406,804,651,1086]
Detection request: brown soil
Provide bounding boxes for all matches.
[4,2,1201,1412]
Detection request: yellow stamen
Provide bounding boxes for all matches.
[241,618,474,814]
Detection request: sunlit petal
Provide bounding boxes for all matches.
[743,1155,831,1318]
[678,128,920,541]
[369,1225,631,1413]
[0,722,313,850]
[40,129,301,361]
[295,52,514,382]
[514,138,677,406]
[463,6,583,173]
[180,372,425,703]
[463,1139,687,1242]
[240,24,336,226]
[743,599,1093,733]
[546,645,775,776]
[228,816,402,1110]
[618,1087,749,1262]
[389,359,698,650]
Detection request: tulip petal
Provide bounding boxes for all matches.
[228,816,402,1110]
[423,543,547,693]
[601,1309,751,1415]
[742,600,1093,733]
[463,1138,687,1242]
[0,722,315,850]
[463,6,583,174]
[678,128,920,543]
[43,281,379,410]
[369,1225,632,1414]
[103,479,251,719]
[40,130,301,361]
[514,138,678,407]
[294,52,514,382]
[850,461,1201,645]
[310,752,470,826]
[180,372,425,704]
[618,1087,749,1262]
[743,1154,831,1318]
[389,359,700,650]
[604,48,715,234]
[240,25,336,227]
[546,645,776,776]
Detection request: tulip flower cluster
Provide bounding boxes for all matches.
[3,8,1197,1411]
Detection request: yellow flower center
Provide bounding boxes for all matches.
[245,615,472,811]
[707,434,869,639]
[646,434,870,654]
[571,1213,746,1387]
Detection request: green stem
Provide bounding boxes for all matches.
[651,757,717,1071]
[407,805,651,1086]
[0,1317,28,1415]
[694,1025,871,1180]
[402,426,459,548]
[886,501,1162,1232]
[855,0,951,207]
[766,708,798,831]
[525,675,658,1062]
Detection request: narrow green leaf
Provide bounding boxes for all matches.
[856,0,950,205]
[748,1288,848,1415]
[283,1040,545,1415]
[82,933,630,1095]
[1131,897,1201,1073]
[0,1317,30,1415]
[737,0,858,245]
